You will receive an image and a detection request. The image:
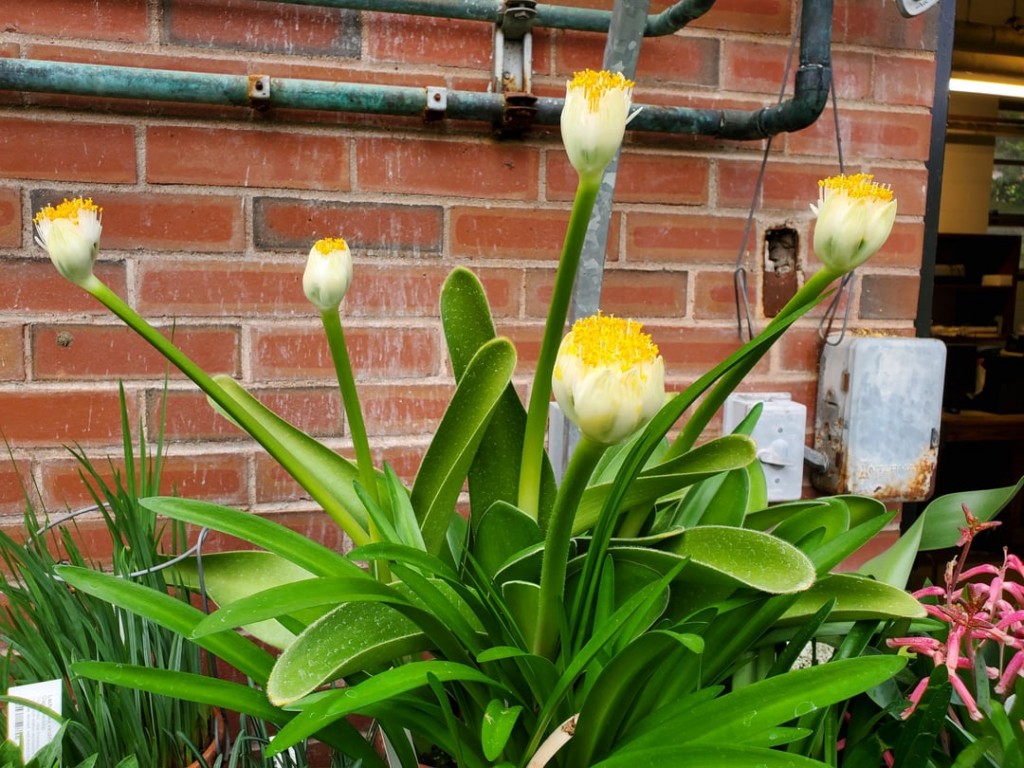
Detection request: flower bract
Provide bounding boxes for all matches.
[303,237,353,311]
[552,313,664,445]
[561,69,636,183]
[811,173,897,273]
[33,197,103,286]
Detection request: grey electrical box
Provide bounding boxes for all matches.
[812,336,947,501]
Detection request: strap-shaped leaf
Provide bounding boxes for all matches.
[212,374,370,537]
[266,600,430,706]
[575,436,757,533]
[439,267,557,526]
[55,565,274,684]
[777,573,925,624]
[595,744,830,768]
[663,526,815,594]
[475,501,543,578]
[411,337,517,554]
[268,661,503,757]
[173,551,322,648]
[141,496,359,577]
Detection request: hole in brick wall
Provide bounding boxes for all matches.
[763,226,799,317]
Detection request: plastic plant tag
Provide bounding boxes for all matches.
[6,679,62,762]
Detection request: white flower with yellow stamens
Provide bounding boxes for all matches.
[552,313,665,445]
[811,173,897,273]
[561,69,638,182]
[33,197,103,287]
[303,237,353,312]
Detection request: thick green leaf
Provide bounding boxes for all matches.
[744,500,831,531]
[502,580,542,651]
[173,551,321,648]
[575,436,758,533]
[662,525,815,593]
[918,477,1024,551]
[893,667,951,767]
[597,744,830,767]
[191,576,411,638]
[266,601,429,706]
[55,565,274,683]
[211,374,370,535]
[140,496,358,577]
[771,500,850,552]
[622,656,905,752]
[481,700,523,762]
[411,337,517,554]
[475,501,543,578]
[268,661,503,756]
[384,464,426,550]
[440,267,556,527]
[777,573,926,624]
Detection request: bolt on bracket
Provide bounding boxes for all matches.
[248,74,271,107]
[424,86,448,121]
[493,0,536,136]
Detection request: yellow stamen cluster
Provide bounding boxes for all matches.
[565,313,658,371]
[313,236,348,255]
[569,69,635,112]
[33,197,102,225]
[818,173,893,203]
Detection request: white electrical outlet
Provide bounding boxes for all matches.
[723,393,807,502]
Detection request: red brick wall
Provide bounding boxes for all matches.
[0,0,938,534]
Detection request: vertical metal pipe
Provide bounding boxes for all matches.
[917,0,956,338]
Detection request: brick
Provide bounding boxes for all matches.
[0,0,149,41]
[786,109,932,163]
[252,324,440,381]
[774,326,825,373]
[872,55,936,108]
[493,321,544,376]
[254,198,443,257]
[375,443,431,487]
[360,383,453,437]
[626,211,751,263]
[870,221,924,270]
[365,14,490,69]
[859,273,921,321]
[721,40,794,95]
[0,188,21,247]
[164,0,361,58]
[32,324,240,380]
[356,137,539,200]
[0,389,135,445]
[557,32,719,87]
[686,0,792,34]
[833,0,939,51]
[0,118,136,183]
[451,205,620,262]
[547,151,709,205]
[829,49,875,102]
[645,323,775,378]
[137,259,307,317]
[41,452,249,511]
[254,448,358,505]
[524,268,687,319]
[0,325,24,381]
[29,190,245,253]
[694,269,756,321]
[147,127,351,191]
[152,387,344,441]
[0,460,34,515]
[0,259,127,315]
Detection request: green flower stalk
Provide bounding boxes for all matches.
[303,237,378,511]
[33,200,370,546]
[534,314,664,657]
[668,172,898,458]
[519,69,637,520]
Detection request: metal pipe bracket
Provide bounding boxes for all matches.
[424,86,448,122]
[248,74,271,108]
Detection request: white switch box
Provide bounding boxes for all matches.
[723,392,807,502]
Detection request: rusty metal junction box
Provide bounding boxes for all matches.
[812,336,947,501]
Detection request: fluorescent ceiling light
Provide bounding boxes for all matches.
[950,76,1024,99]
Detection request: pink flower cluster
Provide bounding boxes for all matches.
[886,505,1024,721]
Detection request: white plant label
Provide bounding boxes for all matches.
[6,679,62,762]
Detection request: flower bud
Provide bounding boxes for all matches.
[303,237,352,311]
[811,173,897,273]
[561,69,637,183]
[552,314,665,445]
[33,197,103,286]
